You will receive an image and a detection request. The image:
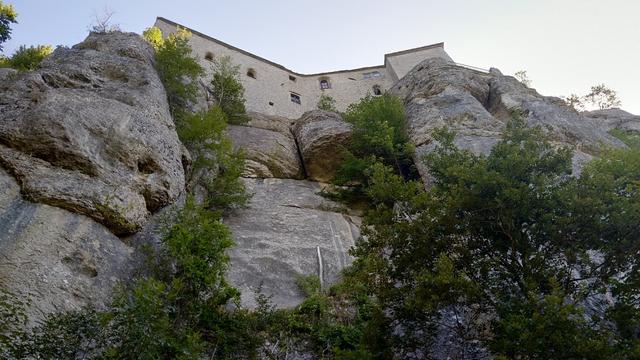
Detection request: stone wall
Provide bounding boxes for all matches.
[154,17,451,119]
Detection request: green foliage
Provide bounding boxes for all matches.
[0,1,17,51]
[0,44,53,71]
[317,93,337,112]
[344,114,640,356]
[145,26,204,119]
[178,106,249,211]
[142,26,163,50]
[332,93,417,203]
[0,286,28,359]
[209,55,249,124]
[611,128,640,150]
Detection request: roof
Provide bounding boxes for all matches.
[155,17,446,78]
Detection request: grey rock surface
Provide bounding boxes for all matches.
[584,108,640,132]
[0,67,17,81]
[0,32,186,235]
[0,167,134,323]
[228,121,304,180]
[391,58,625,184]
[292,110,352,183]
[225,178,360,308]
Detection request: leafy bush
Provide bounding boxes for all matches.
[143,26,204,119]
[331,93,417,204]
[0,44,53,71]
[0,1,17,51]
[208,55,249,125]
[178,106,249,211]
[317,93,337,112]
[344,114,640,357]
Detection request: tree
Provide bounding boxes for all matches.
[89,6,120,33]
[0,1,17,52]
[563,93,585,111]
[0,44,53,71]
[208,55,249,124]
[177,107,249,211]
[514,70,532,87]
[333,94,417,198]
[345,115,640,357]
[584,83,621,110]
[144,26,204,120]
[317,93,337,112]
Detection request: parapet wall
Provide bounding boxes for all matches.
[155,17,453,119]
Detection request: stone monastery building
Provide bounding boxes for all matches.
[155,17,456,119]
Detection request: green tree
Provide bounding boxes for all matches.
[144,26,204,120]
[317,93,337,112]
[208,55,249,124]
[177,106,249,211]
[345,115,640,357]
[584,83,622,110]
[332,94,417,203]
[0,44,53,71]
[0,1,17,52]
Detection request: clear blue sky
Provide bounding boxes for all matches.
[4,0,639,113]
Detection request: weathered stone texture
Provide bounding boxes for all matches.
[0,167,134,322]
[391,58,626,184]
[292,110,352,183]
[225,178,359,308]
[0,32,186,235]
[226,112,303,179]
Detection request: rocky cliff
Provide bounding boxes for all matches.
[1,32,638,324]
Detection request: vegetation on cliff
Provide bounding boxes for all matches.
[2,18,640,360]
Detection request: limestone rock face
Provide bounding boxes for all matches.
[292,110,352,183]
[0,167,134,322]
[0,32,186,235]
[391,58,625,184]
[225,178,360,308]
[227,113,304,179]
[584,108,640,132]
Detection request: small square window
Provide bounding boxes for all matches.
[320,79,331,90]
[290,93,301,105]
[289,75,296,82]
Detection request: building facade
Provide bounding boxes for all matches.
[155,17,454,119]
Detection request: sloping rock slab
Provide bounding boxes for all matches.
[225,178,360,308]
[292,110,352,182]
[0,167,134,323]
[584,108,640,132]
[0,32,186,235]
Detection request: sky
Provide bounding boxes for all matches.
[4,0,639,114]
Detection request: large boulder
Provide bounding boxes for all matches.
[391,58,625,184]
[292,110,352,183]
[227,113,304,179]
[225,178,360,308]
[0,32,187,235]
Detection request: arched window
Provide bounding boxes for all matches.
[372,85,382,96]
[247,68,257,79]
[204,52,214,61]
[319,78,331,90]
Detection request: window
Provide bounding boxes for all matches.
[290,93,301,105]
[372,85,382,96]
[319,79,331,90]
[289,75,297,82]
[363,71,382,80]
[247,68,257,79]
[269,101,274,106]
[204,52,214,61]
